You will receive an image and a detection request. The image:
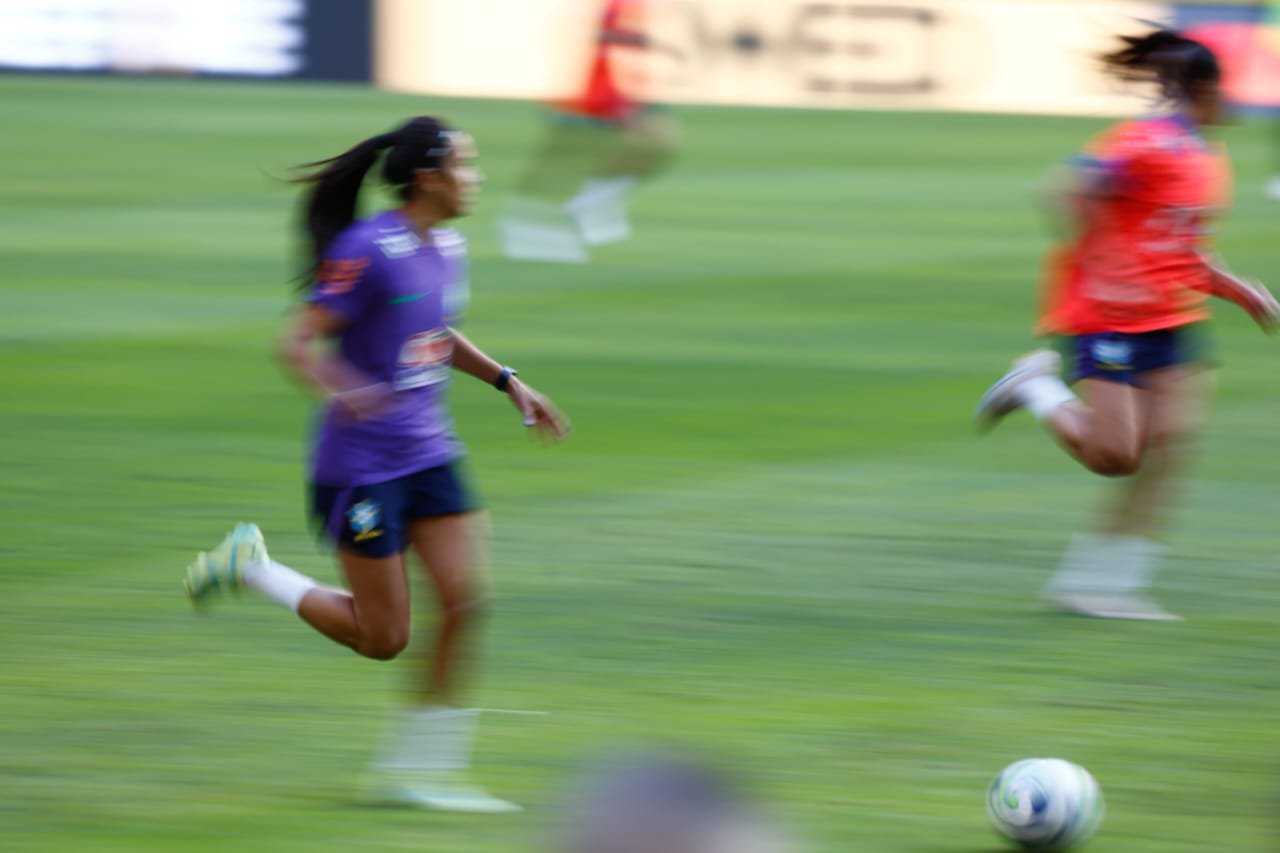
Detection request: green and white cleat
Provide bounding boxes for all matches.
[184,522,268,605]
[356,769,522,813]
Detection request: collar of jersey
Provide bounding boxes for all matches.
[1162,111,1206,142]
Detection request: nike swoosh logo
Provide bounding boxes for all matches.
[390,293,429,304]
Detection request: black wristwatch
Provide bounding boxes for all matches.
[494,365,518,392]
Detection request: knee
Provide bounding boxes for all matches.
[1083,448,1142,477]
[356,628,410,662]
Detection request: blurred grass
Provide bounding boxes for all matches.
[1,74,1278,851]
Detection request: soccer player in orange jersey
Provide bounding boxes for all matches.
[498,0,680,262]
[976,29,1280,620]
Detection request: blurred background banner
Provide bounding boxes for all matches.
[375,0,1280,115]
[638,0,1166,114]
[0,0,373,80]
[376,0,597,100]
[4,0,1275,112]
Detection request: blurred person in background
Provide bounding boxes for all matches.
[183,115,569,811]
[1264,0,1280,200]
[558,750,791,853]
[497,0,681,262]
[976,29,1279,620]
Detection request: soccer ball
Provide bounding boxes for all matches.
[987,758,1104,851]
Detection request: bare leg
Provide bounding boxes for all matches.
[1043,378,1145,476]
[296,550,411,661]
[499,118,611,262]
[1045,367,1208,619]
[594,110,680,182]
[976,351,1142,476]
[516,119,619,202]
[360,513,517,812]
[1098,366,1210,537]
[407,512,488,705]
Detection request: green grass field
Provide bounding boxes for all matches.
[2,74,1278,852]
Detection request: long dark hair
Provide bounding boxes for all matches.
[292,115,455,275]
[1102,28,1220,103]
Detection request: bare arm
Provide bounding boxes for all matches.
[279,303,391,418]
[1037,158,1114,242]
[1198,255,1280,332]
[449,325,507,387]
[450,327,571,442]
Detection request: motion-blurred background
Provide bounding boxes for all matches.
[2,1,1278,851]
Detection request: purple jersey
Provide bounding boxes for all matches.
[308,210,470,487]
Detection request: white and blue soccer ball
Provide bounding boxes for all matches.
[987,758,1104,851]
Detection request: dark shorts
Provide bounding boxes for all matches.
[1059,326,1209,387]
[310,461,480,559]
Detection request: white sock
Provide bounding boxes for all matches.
[1108,535,1161,594]
[497,197,588,263]
[566,189,632,246]
[375,706,477,772]
[1018,375,1077,420]
[568,175,639,207]
[1045,534,1160,595]
[1044,533,1103,596]
[242,559,318,614]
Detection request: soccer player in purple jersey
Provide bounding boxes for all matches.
[182,116,568,812]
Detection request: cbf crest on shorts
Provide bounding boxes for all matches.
[348,499,384,542]
[1093,338,1135,371]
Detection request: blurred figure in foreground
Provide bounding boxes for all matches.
[184,116,568,811]
[976,29,1279,620]
[498,0,681,263]
[557,750,792,853]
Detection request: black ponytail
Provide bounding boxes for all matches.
[1102,28,1220,103]
[292,133,397,275]
[292,116,456,276]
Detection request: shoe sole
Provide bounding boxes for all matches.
[1046,594,1181,621]
[356,787,522,813]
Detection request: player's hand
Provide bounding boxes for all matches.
[507,380,570,443]
[1238,279,1280,334]
[330,382,393,422]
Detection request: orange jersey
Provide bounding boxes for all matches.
[1038,115,1232,335]
[556,0,647,121]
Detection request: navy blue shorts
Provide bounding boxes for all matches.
[311,462,480,558]
[1060,326,1207,387]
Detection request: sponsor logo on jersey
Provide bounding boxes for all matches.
[375,228,421,259]
[432,228,466,258]
[394,327,453,390]
[316,257,369,296]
